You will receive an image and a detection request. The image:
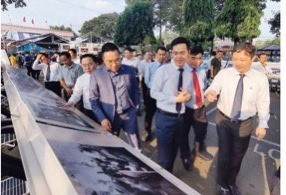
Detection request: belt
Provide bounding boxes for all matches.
[219,111,252,123]
[157,108,183,117]
[186,105,205,111]
[116,107,131,115]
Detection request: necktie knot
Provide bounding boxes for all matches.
[178,68,184,73]
[240,74,245,78]
[192,68,196,72]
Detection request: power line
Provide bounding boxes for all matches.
[53,0,102,14]
[53,0,124,15]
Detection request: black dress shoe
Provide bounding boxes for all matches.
[144,133,152,142]
[228,185,241,195]
[182,158,191,171]
[217,186,231,195]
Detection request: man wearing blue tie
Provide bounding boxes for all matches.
[205,42,270,195]
[32,53,62,97]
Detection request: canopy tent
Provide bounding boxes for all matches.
[7,33,69,54]
[257,44,280,62]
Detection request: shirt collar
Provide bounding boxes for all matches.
[65,63,76,69]
[233,67,252,77]
[171,62,185,71]
[103,65,124,76]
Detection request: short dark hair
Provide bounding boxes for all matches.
[68,48,77,55]
[60,51,71,59]
[156,46,167,53]
[171,37,190,50]
[232,42,256,57]
[211,51,216,56]
[97,52,103,65]
[190,46,204,55]
[80,54,98,64]
[101,42,120,54]
[124,47,133,52]
[40,53,49,58]
[257,51,267,58]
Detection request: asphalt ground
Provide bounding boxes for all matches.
[20,67,280,194]
[129,91,280,195]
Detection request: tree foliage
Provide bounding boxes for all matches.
[255,37,280,48]
[268,0,280,37]
[1,0,26,11]
[114,1,155,46]
[215,0,263,44]
[125,0,184,32]
[181,0,215,46]
[268,12,280,37]
[50,25,73,32]
[79,13,119,41]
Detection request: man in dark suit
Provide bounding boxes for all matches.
[89,42,142,150]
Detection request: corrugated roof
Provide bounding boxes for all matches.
[258,44,280,51]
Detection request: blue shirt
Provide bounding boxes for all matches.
[144,60,162,89]
[60,63,84,88]
[150,63,192,114]
[105,66,131,114]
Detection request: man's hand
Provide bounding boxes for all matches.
[36,54,42,60]
[176,88,192,103]
[256,126,266,141]
[206,90,217,102]
[62,102,75,108]
[65,87,73,96]
[101,119,112,132]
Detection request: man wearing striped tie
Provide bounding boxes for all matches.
[205,42,270,195]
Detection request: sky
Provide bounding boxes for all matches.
[1,0,280,40]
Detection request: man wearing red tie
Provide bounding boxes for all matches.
[180,46,213,171]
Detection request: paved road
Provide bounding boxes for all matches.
[125,91,280,194]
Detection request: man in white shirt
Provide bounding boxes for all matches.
[121,47,140,69]
[251,52,273,76]
[32,53,62,97]
[180,46,213,171]
[205,42,270,194]
[64,54,98,121]
[68,48,81,65]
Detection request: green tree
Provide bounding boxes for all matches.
[181,0,215,47]
[125,0,184,38]
[50,25,73,32]
[215,0,263,44]
[268,12,280,37]
[1,0,26,11]
[114,1,155,46]
[268,0,280,37]
[79,13,119,41]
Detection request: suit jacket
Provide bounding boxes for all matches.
[89,65,140,123]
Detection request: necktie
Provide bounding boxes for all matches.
[193,68,202,107]
[46,64,51,82]
[176,68,184,113]
[230,74,245,121]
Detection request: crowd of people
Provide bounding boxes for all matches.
[8,37,273,195]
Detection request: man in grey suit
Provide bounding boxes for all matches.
[89,43,142,150]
